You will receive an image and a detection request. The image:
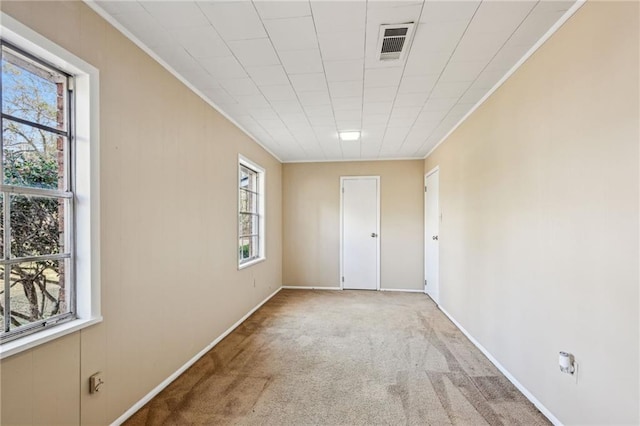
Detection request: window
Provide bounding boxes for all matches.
[0,13,100,358]
[238,156,265,268]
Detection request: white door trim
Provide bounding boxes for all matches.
[340,176,381,290]
[424,166,439,298]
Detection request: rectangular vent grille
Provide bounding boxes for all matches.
[378,24,414,62]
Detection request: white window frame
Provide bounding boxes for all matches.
[238,155,265,269]
[0,13,101,359]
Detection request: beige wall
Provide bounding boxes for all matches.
[0,2,282,424]
[424,2,639,424]
[282,161,424,291]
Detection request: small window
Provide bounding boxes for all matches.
[238,156,265,267]
[0,42,75,342]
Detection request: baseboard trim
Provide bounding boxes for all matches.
[282,286,342,290]
[438,306,562,426]
[380,288,424,293]
[110,286,283,426]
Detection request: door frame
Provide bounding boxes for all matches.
[340,176,381,290]
[424,166,439,298]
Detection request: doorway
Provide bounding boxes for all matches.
[340,176,380,290]
[424,167,439,303]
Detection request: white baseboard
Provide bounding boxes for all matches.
[282,286,342,290]
[380,288,424,293]
[110,286,283,426]
[438,306,562,426]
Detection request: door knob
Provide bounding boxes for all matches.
[432,235,438,240]
[371,233,378,238]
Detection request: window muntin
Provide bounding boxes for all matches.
[0,42,74,342]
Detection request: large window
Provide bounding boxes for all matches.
[0,13,100,358]
[238,157,265,267]
[1,42,74,342]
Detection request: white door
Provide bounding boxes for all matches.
[341,177,380,290]
[425,169,440,303]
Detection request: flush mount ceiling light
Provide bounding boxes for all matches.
[339,131,361,141]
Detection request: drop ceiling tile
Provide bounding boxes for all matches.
[246,65,290,86]
[394,92,430,107]
[420,1,479,23]
[281,113,309,126]
[141,2,209,29]
[298,90,332,106]
[382,127,411,144]
[415,109,447,123]
[153,45,202,73]
[410,21,467,54]
[422,97,458,112]
[459,87,489,104]
[96,1,146,16]
[362,114,390,126]
[310,1,366,34]
[247,107,279,120]
[363,102,393,115]
[364,67,403,88]
[508,9,566,47]
[180,68,219,90]
[332,96,363,111]
[304,104,334,117]
[228,39,280,68]
[234,94,270,108]
[324,60,364,82]
[336,120,362,131]
[484,45,529,73]
[280,49,324,74]
[270,101,304,114]
[466,1,536,35]
[199,1,267,41]
[309,115,337,126]
[260,84,298,101]
[254,1,312,20]
[289,73,328,92]
[404,51,451,76]
[199,56,248,79]
[263,16,318,51]
[451,31,508,63]
[219,78,260,96]
[328,81,363,99]
[430,81,471,99]
[317,31,365,61]
[364,86,397,103]
[387,116,417,127]
[473,68,505,90]
[440,61,487,83]
[170,26,230,59]
[334,109,362,122]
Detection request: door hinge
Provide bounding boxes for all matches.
[342,276,344,282]
[424,186,427,192]
[342,187,344,193]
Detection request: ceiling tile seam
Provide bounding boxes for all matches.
[307,0,354,159]
[392,0,483,156]
[411,0,540,157]
[421,0,585,160]
[81,0,284,163]
[373,0,427,158]
[249,0,326,159]
[198,1,309,157]
[358,0,369,158]
[191,2,291,154]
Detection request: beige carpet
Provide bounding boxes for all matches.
[125,289,549,425]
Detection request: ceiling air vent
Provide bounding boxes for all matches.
[377,23,415,62]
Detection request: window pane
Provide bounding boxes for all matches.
[239,213,255,237]
[239,189,256,213]
[240,166,257,192]
[9,259,68,330]
[239,238,251,261]
[2,119,66,190]
[252,236,259,259]
[11,195,66,258]
[1,47,67,130]
[0,193,3,257]
[0,264,4,332]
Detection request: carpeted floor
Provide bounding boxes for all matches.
[125,289,549,425]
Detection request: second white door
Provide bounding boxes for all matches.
[341,177,379,290]
[424,169,440,303]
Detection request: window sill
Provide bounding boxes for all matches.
[0,316,102,360]
[238,257,266,270]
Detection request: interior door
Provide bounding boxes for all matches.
[425,169,440,303]
[341,177,379,290]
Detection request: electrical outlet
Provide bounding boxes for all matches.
[89,372,104,394]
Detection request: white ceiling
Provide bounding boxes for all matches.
[92,0,577,162]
